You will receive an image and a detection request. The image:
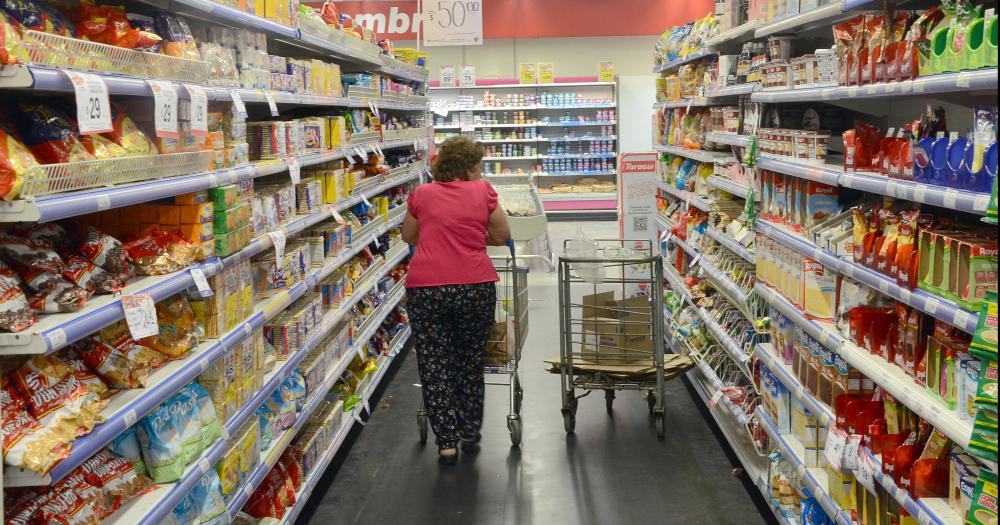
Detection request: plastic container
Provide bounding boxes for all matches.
[930,24,953,74]
[946,136,969,188]
[965,15,988,70]
[914,137,935,183]
[929,135,950,186]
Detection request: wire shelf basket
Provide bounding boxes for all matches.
[349,131,381,145]
[341,35,382,60]
[297,16,345,46]
[20,151,214,199]
[379,56,428,79]
[406,94,430,106]
[380,91,408,104]
[347,85,379,103]
[19,31,210,84]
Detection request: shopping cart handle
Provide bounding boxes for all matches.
[507,238,515,258]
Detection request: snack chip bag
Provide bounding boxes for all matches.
[78,226,128,284]
[153,12,200,61]
[0,232,64,273]
[125,229,199,275]
[137,387,201,483]
[2,408,70,473]
[0,260,36,332]
[185,382,221,447]
[78,449,154,517]
[0,11,21,66]
[104,107,157,156]
[55,471,112,519]
[189,469,229,525]
[0,0,45,31]
[62,255,117,294]
[138,294,202,358]
[164,492,199,525]
[7,102,94,164]
[34,485,102,525]
[108,426,148,477]
[78,339,165,388]
[0,127,31,201]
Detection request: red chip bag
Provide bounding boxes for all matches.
[54,472,112,519]
[11,355,72,398]
[26,279,89,313]
[0,260,35,332]
[77,227,128,281]
[124,229,198,275]
[78,449,153,516]
[35,486,101,525]
[62,255,117,294]
[1,408,71,475]
[0,233,65,274]
[77,340,164,389]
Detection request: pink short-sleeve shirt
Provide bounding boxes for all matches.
[405,179,500,287]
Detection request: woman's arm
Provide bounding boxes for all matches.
[402,212,419,245]
[485,207,510,246]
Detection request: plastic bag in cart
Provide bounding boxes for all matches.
[565,226,605,285]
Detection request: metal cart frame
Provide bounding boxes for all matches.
[488,175,556,271]
[557,240,667,437]
[417,244,529,446]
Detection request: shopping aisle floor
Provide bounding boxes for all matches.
[298,222,773,525]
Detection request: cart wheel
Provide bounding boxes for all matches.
[654,413,665,438]
[562,409,576,434]
[508,416,522,447]
[647,391,656,414]
[417,411,429,444]
[604,389,615,414]
[514,385,523,415]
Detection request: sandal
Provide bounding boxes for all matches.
[460,434,481,453]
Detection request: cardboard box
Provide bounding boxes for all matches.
[579,292,653,364]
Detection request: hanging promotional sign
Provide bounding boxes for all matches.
[519,63,536,84]
[598,61,616,82]
[460,65,476,86]
[538,63,554,84]
[421,0,483,46]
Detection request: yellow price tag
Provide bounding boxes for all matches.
[519,63,536,84]
[538,63,554,84]
[598,61,615,83]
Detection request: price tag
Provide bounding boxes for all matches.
[331,208,345,224]
[184,85,208,137]
[344,151,356,166]
[264,91,279,117]
[659,229,671,242]
[268,230,286,263]
[913,79,926,93]
[361,194,372,207]
[287,157,301,184]
[824,427,848,471]
[842,434,862,470]
[148,80,179,138]
[231,91,248,118]
[375,143,384,157]
[190,268,213,297]
[709,389,724,408]
[686,98,693,112]
[354,146,367,159]
[460,125,475,133]
[123,409,137,426]
[369,142,379,155]
[865,84,878,95]
[65,71,112,135]
[121,292,159,340]
[371,234,380,248]
[855,450,878,494]
[956,72,972,88]
[690,254,701,268]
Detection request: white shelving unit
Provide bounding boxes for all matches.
[0,5,427,522]
[654,4,998,525]
[430,80,619,217]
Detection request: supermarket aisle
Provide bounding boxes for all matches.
[298,222,771,525]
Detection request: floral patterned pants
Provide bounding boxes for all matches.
[408,282,496,450]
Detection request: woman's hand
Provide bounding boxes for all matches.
[485,206,510,246]
[402,212,419,245]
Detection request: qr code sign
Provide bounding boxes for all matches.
[632,216,648,232]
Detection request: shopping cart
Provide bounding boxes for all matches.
[488,175,556,270]
[417,240,529,446]
[556,239,670,437]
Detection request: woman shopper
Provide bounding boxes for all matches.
[402,136,511,465]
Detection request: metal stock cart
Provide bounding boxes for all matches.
[557,239,668,437]
[417,243,529,446]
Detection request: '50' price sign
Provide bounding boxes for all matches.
[422,1,483,47]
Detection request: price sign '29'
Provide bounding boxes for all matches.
[423,0,483,46]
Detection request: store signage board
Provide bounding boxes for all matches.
[619,153,658,296]
[538,63,554,84]
[598,61,616,82]
[440,65,457,87]
[421,0,483,46]
[459,65,476,86]
[519,63,536,84]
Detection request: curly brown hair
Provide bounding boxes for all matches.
[432,136,484,182]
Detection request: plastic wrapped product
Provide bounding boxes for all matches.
[185,382,221,447]
[103,107,158,156]
[125,13,161,53]
[153,12,200,60]
[34,486,101,525]
[138,294,202,358]
[78,339,165,389]
[78,226,128,283]
[0,11,21,66]
[0,260,36,332]
[54,472,113,519]
[137,386,202,483]
[1,408,70,474]
[125,229,199,275]
[77,449,154,517]
[62,255,116,294]
[108,427,148,477]
[0,232,64,273]
[0,127,33,201]
[189,468,229,525]
[8,102,94,164]
[0,0,45,31]
[164,493,200,525]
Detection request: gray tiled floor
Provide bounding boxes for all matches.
[297,221,772,525]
